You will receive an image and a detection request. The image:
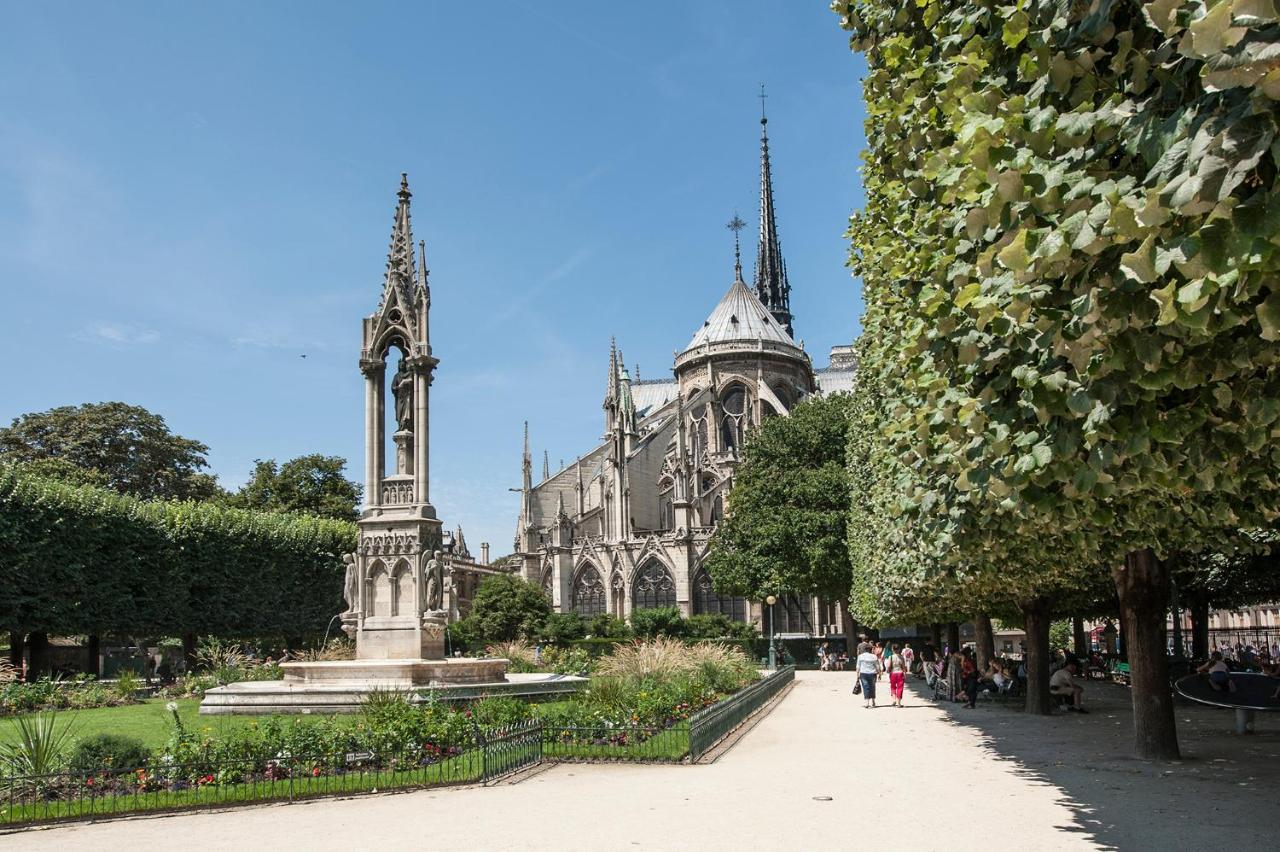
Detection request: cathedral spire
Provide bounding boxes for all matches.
[522,421,532,494]
[753,88,793,337]
[543,450,550,481]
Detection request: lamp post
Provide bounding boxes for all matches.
[766,594,778,670]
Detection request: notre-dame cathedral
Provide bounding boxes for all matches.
[515,110,857,637]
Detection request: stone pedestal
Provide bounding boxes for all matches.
[356,613,446,660]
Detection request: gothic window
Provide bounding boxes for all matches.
[689,403,709,461]
[540,568,553,601]
[692,569,747,621]
[611,572,625,616]
[571,564,606,617]
[764,594,815,635]
[720,385,747,453]
[710,494,723,525]
[633,560,677,610]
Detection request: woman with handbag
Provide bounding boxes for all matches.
[855,642,880,708]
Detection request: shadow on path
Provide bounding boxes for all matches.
[907,678,1278,850]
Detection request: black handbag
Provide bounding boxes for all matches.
[853,677,862,695]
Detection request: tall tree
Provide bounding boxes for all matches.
[704,394,857,652]
[0,402,218,501]
[233,455,362,522]
[836,0,1280,759]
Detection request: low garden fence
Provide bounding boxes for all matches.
[0,722,543,828]
[688,665,794,760]
[0,670,795,828]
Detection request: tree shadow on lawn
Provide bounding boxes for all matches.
[906,678,1279,851]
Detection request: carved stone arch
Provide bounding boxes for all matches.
[390,558,414,616]
[690,565,748,622]
[631,557,676,611]
[365,559,390,617]
[610,571,626,617]
[718,381,751,453]
[570,561,606,617]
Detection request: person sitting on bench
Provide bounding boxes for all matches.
[1050,660,1089,713]
[1197,652,1237,694]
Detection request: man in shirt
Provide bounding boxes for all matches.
[902,642,916,676]
[1050,660,1088,713]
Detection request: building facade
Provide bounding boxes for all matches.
[515,112,857,635]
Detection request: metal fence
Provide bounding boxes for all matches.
[0,724,547,828]
[0,672,796,828]
[688,665,795,760]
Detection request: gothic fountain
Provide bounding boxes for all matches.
[200,175,583,714]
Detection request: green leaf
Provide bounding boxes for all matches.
[997,230,1031,272]
[1120,235,1158,284]
[1257,291,1280,340]
[1003,10,1029,48]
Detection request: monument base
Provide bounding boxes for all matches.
[198,670,586,715]
[281,657,507,687]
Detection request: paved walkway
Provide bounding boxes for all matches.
[8,671,1273,850]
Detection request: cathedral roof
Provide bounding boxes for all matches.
[683,276,798,353]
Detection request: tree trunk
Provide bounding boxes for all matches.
[26,632,49,681]
[946,622,960,654]
[837,598,855,657]
[8,632,24,671]
[1117,613,1127,659]
[1188,596,1210,660]
[1072,616,1088,659]
[974,613,995,671]
[1113,549,1180,761]
[1020,598,1052,716]
[86,634,101,679]
[182,633,199,673]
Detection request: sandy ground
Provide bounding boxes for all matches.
[5,670,1276,851]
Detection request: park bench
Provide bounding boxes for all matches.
[1111,662,1130,685]
[1175,673,1280,735]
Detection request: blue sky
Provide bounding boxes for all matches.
[0,2,866,555]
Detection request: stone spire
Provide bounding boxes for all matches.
[385,173,418,310]
[521,421,533,495]
[542,450,551,481]
[753,90,793,337]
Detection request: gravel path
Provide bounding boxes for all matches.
[7,670,1274,850]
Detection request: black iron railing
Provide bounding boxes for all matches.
[0,724,549,828]
[688,666,794,760]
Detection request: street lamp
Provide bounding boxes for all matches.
[766,594,778,670]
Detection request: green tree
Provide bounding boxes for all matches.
[629,607,686,638]
[836,0,1280,758]
[466,574,552,642]
[539,612,587,643]
[232,454,362,521]
[704,393,857,652]
[0,402,220,501]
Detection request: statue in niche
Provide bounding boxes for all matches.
[341,553,359,614]
[424,549,444,612]
[391,356,414,433]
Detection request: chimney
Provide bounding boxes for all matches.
[480,542,490,565]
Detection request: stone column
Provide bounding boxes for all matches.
[413,366,429,507]
[363,364,383,506]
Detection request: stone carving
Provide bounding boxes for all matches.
[342,552,358,614]
[424,550,444,612]
[391,357,414,432]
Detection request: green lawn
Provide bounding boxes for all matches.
[0,699,353,750]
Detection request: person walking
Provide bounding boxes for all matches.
[856,642,880,709]
[961,648,980,708]
[888,643,907,707]
[902,641,916,676]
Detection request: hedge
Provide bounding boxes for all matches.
[0,467,356,638]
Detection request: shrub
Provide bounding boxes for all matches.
[469,696,531,729]
[294,637,356,661]
[0,711,78,776]
[447,616,478,651]
[540,645,592,676]
[68,733,150,774]
[595,637,693,680]
[484,640,537,672]
[539,612,587,643]
[629,607,686,638]
[467,574,553,642]
[114,669,141,701]
[586,615,632,639]
[685,614,758,640]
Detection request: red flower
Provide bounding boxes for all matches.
[312,767,321,777]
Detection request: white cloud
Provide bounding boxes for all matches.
[78,322,159,345]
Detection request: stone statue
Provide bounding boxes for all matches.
[391,357,413,432]
[424,549,443,612]
[341,552,359,614]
